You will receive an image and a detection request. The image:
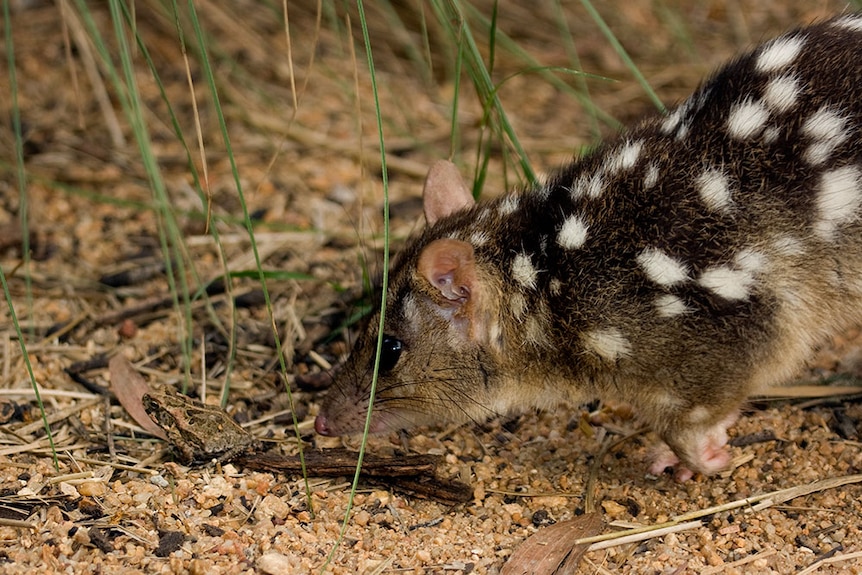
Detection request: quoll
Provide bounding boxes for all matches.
[315,15,862,480]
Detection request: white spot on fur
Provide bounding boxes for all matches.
[727,99,769,140]
[803,107,847,140]
[833,15,862,33]
[499,195,520,216]
[535,184,552,202]
[755,36,805,73]
[558,215,589,250]
[654,294,688,317]
[510,292,527,320]
[698,265,755,301]
[762,75,799,112]
[570,173,604,199]
[771,235,804,256]
[695,169,733,212]
[525,315,550,347]
[488,319,503,351]
[644,164,659,189]
[807,142,839,166]
[734,249,767,273]
[512,253,538,289]
[605,141,642,174]
[470,230,490,247]
[401,293,422,329]
[549,278,562,295]
[637,248,689,287]
[815,166,862,239]
[653,390,685,409]
[661,107,684,134]
[762,126,780,144]
[582,327,632,362]
[688,406,712,424]
[802,107,849,165]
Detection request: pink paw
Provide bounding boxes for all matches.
[693,436,731,475]
[648,443,680,475]
[649,413,735,481]
[648,443,697,481]
[687,417,733,475]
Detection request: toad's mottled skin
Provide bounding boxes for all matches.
[143,390,256,464]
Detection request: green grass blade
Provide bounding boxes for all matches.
[580,0,665,113]
[178,0,315,509]
[320,0,392,570]
[2,0,57,469]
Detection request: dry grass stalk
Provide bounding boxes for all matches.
[576,474,862,550]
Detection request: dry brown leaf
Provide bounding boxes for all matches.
[109,354,167,440]
[501,513,603,575]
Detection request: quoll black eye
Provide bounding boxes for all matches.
[377,334,404,373]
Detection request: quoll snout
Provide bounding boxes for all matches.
[316,15,862,480]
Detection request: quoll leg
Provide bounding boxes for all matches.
[650,411,738,481]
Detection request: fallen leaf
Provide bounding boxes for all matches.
[501,512,602,575]
[109,354,167,440]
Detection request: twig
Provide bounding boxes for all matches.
[586,520,702,551]
[57,0,125,147]
[576,474,862,547]
[796,550,862,575]
[0,518,35,530]
[701,549,778,574]
[585,427,646,513]
[13,397,102,436]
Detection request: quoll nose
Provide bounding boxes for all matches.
[314,414,332,436]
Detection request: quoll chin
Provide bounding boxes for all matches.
[315,15,862,481]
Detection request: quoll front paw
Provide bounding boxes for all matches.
[650,413,736,481]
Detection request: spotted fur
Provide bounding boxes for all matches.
[316,16,862,480]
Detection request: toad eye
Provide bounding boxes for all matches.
[377,334,404,373]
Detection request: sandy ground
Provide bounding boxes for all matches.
[0,1,861,573]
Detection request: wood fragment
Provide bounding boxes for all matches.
[154,530,185,557]
[0,518,35,530]
[99,261,166,287]
[501,513,602,575]
[796,550,862,575]
[236,449,472,504]
[87,527,114,554]
[380,475,472,505]
[237,449,438,477]
[729,429,776,447]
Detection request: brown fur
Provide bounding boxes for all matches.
[315,16,862,480]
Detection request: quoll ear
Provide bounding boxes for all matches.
[417,239,476,307]
[423,160,475,225]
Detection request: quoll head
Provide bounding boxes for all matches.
[314,161,513,437]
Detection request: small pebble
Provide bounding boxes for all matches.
[258,552,299,574]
